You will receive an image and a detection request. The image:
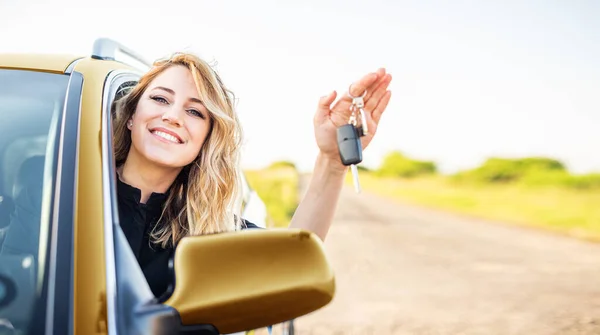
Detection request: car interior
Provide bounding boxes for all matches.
[0,68,67,332]
[0,72,64,247]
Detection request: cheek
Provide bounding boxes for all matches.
[187,121,212,150]
[130,110,152,142]
[134,99,162,121]
[129,123,145,150]
[130,102,159,134]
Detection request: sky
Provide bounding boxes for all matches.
[0,0,598,174]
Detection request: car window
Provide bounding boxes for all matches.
[0,69,69,334]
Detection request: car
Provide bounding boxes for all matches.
[0,38,334,335]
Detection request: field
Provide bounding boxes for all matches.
[350,172,600,242]
[244,163,599,243]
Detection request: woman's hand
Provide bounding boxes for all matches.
[290,69,392,239]
[313,68,393,171]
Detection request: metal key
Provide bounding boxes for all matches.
[351,95,369,136]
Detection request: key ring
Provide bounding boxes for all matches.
[348,84,369,135]
[348,84,366,114]
[348,84,367,99]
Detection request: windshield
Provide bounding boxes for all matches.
[0,69,68,334]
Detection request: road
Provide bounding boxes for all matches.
[289,175,600,335]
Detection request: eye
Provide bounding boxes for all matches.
[187,109,206,119]
[150,95,169,104]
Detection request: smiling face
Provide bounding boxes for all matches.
[128,65,212,170]
[111,52,246,242]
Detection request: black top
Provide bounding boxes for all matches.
[116,177,262,298]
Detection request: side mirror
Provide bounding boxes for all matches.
[163,228,335,334]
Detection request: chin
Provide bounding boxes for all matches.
[143,151,192,170]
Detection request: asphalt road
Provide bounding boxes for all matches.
[290,176,600,335]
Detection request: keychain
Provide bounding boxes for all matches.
[336,88,368,193]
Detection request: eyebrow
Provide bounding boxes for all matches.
[153,86,204,104]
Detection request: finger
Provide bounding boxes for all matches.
[365,74,392,112]
[372,90,392,124]
[333,69,383,109]
[347,72,380,99]
[329,91,353,114]
[329,99,354,126]
[314,90,337,124]
[363,70,388,102]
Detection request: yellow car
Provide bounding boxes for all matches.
[0,38,334,335]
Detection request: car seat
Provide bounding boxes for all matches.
[0,155,45,249]
[0,196,14,243]
[12,156,46,200]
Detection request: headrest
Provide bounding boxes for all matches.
[0,196,14,228]
[12,155,45,199]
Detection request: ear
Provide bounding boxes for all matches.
[127,119,133,129]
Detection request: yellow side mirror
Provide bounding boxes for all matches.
[164,228,335,334]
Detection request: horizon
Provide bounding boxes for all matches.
[251,149,599,176]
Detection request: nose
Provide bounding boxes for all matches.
[161,106,184,127]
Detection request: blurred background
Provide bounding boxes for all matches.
[2,0,599,334]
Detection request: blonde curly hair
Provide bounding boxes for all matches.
[112,52,245,248]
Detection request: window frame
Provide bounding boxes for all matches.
[43,70,83,335]
[100,69,143,335]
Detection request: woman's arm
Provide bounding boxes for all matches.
[288,153,346,240]
[288,69,393,241]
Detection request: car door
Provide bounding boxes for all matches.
[0,66,81,335]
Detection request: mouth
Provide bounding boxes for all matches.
[149,128,183,144]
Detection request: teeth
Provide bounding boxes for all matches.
[153,131,180,143]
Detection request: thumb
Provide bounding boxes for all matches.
[314,90,337,124]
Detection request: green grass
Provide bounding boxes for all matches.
[243,164,599,242]
[351,172,600,242]
[244,166,299,228]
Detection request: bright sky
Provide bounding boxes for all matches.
[1,0,598,174]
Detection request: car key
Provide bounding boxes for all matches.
[337,123,363,165]
[337,123,362,193]
[337,89,368,193]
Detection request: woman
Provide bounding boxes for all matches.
[112,52,392,298]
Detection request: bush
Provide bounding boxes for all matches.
[244,167,299,228]
[518,157,566,171]
[377,151,437,178]
[520,170,571,187]
[567,173,600,189]
[522,171,600,190]
[454,157,566,184]
[267,160,297,170]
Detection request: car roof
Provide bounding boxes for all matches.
[0,53,84,73]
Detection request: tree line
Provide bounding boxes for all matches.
[369,151,600,190]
